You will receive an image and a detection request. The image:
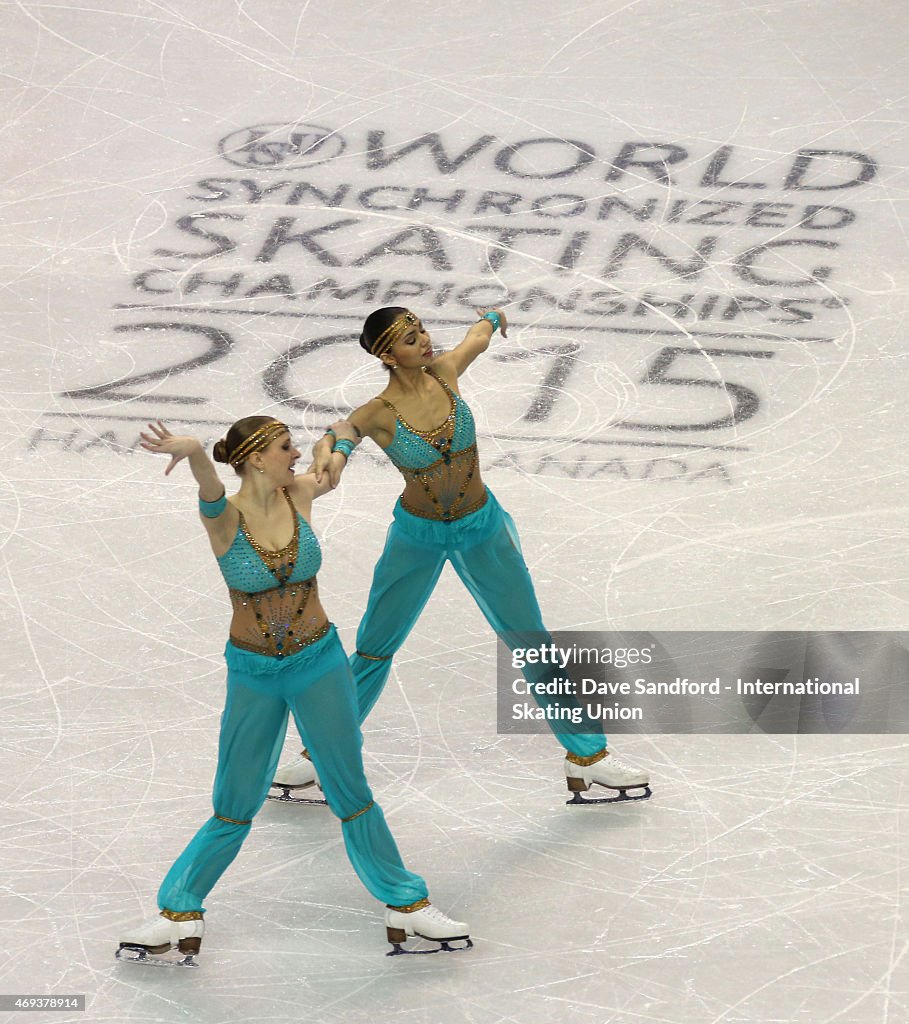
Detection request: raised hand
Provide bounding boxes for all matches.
[475,307,508,338]
[139,421,203,476]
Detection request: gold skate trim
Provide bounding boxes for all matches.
[386,897,431,913]
[355,650,392,661]
[215,814,252,825]
[342,800,375,823]
[565,749,608,768]
[160,909,204,922]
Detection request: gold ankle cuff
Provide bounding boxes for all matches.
[566,750,607,767]
[161,909,204,922]
[386,897,430,913]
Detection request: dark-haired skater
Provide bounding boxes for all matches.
[274,309,652,805]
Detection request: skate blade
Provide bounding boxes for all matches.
[116,946,199,968]
[567,784,652,805]
[386,937,473,957]
[267,785,327,806]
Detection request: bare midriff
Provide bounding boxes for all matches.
[228,581,330,658]
[398,446,488,521]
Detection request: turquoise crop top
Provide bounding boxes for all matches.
[216,489,322,594]
[378,369,485,522]
[206,489,325,658]
[381,369,477,471]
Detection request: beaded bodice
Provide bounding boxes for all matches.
[218,489,325,658]
[380,369,485,522]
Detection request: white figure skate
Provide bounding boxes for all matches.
[384,900,472,955]
[116,910,204,967]
[269,751,326,806]
[565,749,652,804]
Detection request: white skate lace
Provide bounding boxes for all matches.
[602,753,641,776]
[420,905,458,925]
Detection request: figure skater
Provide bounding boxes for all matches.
[117,417,470,966]
[273,309,652,806]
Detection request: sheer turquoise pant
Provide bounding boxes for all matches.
[347,490,606,758]
[157,626,427,914]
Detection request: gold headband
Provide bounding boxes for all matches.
[228,421,288,466]
[370,311,418,357]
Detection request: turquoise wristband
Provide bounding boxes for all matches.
[199,493,227,518]
[333,439,355,459]
[481,311,501,333]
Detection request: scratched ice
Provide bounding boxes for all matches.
[0,1,906,1022]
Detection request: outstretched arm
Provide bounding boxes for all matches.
[139,421,224,500]
[439,308,508,376]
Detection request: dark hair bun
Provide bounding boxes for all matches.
[360,306,408,356]
[212,439,230,464]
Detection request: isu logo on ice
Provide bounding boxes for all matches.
[218,123,345,169]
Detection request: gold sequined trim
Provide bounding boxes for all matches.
[565,749,607,768]
[385,897,431,913]
[161,909,204,922]
[341,800,375,823]
[215,814,252,825]
[355,650,393,661]
[238,488,299,563]
[381,369,456,441]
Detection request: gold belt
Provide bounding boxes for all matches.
[230,621,330,659]
[400,489,489,522]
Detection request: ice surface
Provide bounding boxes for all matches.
[0,2,906,1022]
